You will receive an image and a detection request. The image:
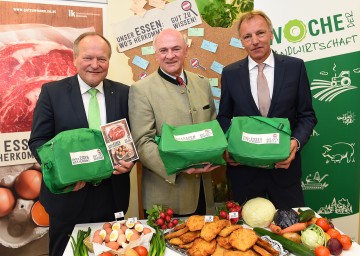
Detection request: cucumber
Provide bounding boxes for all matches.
[253,227,314,256]
[298,209,315,222]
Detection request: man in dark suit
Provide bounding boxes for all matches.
[217,10,317,209]
[28,32,134,256]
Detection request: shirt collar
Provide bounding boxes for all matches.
[78,74,104,94]
[248,51,275,70]
[158,68,187,85]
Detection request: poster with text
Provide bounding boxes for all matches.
[0,0,105,254]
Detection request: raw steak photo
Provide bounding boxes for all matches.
[0,41,77,133]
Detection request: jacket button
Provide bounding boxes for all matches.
[180,90,185,94]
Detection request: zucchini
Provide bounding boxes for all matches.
[253,227,314,256]
[298,209,315,222]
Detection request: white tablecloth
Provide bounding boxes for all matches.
[63,221,360,256]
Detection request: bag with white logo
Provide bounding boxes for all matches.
[156,120,228,175]
[37,128,113,194]
[227,116,291,169]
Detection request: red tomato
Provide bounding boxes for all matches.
[315,246,330,256]
[338,234,352,250]
[327,228,341,239]
[316,217,330,232]
[134,245,148,256]
[99,252,112,256]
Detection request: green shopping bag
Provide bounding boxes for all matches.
[157,120,228,175]
[227,116,291,168]
[37,128,114,194]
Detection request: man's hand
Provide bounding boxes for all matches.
[224,150,240,166]
[71,181,86,191]
[275,139,298,169]
[113,160,135,175]
[182,163,220,174]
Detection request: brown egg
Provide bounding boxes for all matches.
[129,232,140,242]
[104,233,111,243]
[14,169,42,199]
[105,227,113,234]
[117,233,127,245]
[103,222,112,229]
[92,235,103,244]
[142,227,152,235]
[0,188,15,217]
[106,241,120,250]
[93,229,101,237]
[121,224,128,233]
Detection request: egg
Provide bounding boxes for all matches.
[109,230,119,242]
[112,221,121,230]
[142,227,152,235]
[134,223,144,233]
[14,169,42,199]
[103,222,112,229]
[93,229,102,237]
[117,233,126,244]
[129,232,140,242]
[92,235,103,244]
[125,229,134,241]
[105,227,113,234]
[106,241,120,250]
[0,187,15,217]
[31,201,49,227]
[99,229,107,240]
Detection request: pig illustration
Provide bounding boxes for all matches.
[322,142,355,163]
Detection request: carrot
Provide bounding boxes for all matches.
[269,223,282,234]
[280,222,308,234]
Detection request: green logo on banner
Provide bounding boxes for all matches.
[283,19,307,43]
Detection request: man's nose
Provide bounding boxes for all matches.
[166,50,175,58]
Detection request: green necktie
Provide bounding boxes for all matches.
[88,88,101,130]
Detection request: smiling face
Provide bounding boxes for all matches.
[73,34,111,87]
[154,28,188,77]
[239,14,274,64]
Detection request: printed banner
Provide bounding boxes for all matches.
[256,0,360,241]
[111,0,202,52]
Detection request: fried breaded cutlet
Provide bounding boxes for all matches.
[200,219,229,242]
[229,228,258,251]
[218,224,242,237]
[180,230,201,243]
[216,236,232,250]
[211,243,227,256]
[187,238,216,256]
[164,226,189,240]
[186,215,205,231]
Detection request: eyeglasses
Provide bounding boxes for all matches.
[241,30,268,42]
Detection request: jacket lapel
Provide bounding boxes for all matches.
[239,58,261,114]
[68,75,88,127]
[104,79,116,123]
[269,53,286,116]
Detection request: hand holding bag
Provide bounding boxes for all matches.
[226,116,291,168]
[37,128,114,194]
[157,120,228,175]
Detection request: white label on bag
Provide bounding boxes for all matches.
[174,129,213,142]
[242,132,280,144]
[70,149,104,165]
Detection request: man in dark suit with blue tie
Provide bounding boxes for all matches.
[217,10,317,209]
[28,32,134,256]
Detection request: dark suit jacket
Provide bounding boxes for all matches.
[217,52,317,186]
[28,75,130,221]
